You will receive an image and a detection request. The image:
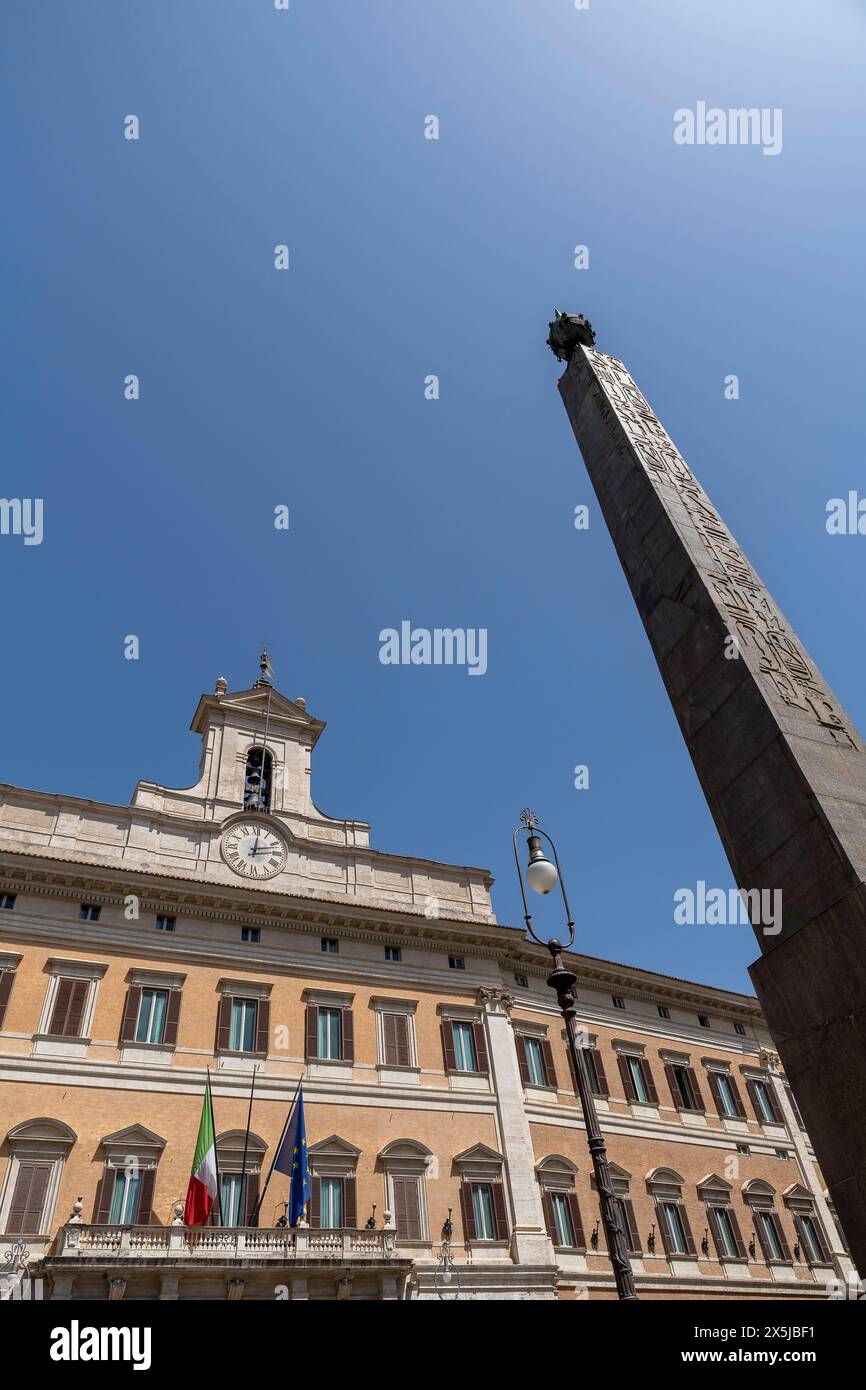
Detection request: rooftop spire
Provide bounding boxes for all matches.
[254,646,275,688]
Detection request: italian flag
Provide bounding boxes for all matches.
[184,1076,218,1226]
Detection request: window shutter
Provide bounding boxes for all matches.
[383,1013,411,1067]
[491,1181,508,1240]
[516,1036,531,1086]
[243,1172,260,1226]
[706,1205,725,1259]
[566,1041,579,1095]
[393,1177,423,1241]
[746,1079,763,1122]
[591,1048,609,1097]
[654,1200,672,1256]
[726,1205,747,1259]
[541,1038,558,1089]
[120,986,142,1043]
[49,978,89,1038]
[472,1022,489,1075]
[772,1212,792,1262]
[305,1006,319,1061]
[617,1054,637,1102]
[0,969,15,1029]
[215,995,232,1052]
[640,1058,659,1104]
[729,1076,747,1119]
[566,1191,585,1249]
[441,1020,457,1072]
[623,1198,641,1253]
[341,1009,354,1063]
[665,1062,683,1110]
[309,1175,321,1227]
[766,1084,784,1125]
[383,1012,398,1065]
[541,1189,557,1242]
[799,1213,830,1263]
[163,988,182,1047]
[137,1168,156,1225]
[394,1013,411,1066]
[751,1208,771,1261]
[93,1167,117,1224]
[343,1177,357,1228]
[255,999,270,1055]
[708,1071,725,1117]
[678,1202,697,1256]
[48,978,73,1035]
[685,1067,704,1111]
[459,1181,476,1242]
[6,1162,52,1234]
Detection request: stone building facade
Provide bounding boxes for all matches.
[0,674,855,1300]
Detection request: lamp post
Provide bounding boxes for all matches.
[513,808,638,1302]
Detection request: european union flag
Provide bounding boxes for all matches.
[273,1085,312,1226]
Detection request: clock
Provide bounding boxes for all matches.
[221,821,288,879]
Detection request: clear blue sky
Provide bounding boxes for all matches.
[3,1,865,993]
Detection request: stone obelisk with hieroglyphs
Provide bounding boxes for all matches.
[550,312,866,1272]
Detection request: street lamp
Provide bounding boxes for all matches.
[513,808,638,1302]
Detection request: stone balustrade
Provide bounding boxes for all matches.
[53,1224,398,1261]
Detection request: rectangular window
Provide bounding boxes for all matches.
[384,946,401,961]
[0,894,16,910]
[523,1036,546,1087]
[392,1175,424,1241]
[5,1161,52,1234]
[241,927,260,944]
[657,1005,670,1019]
[156,915,175,933]
[229,998,258,1053]
[612,996,625,1009]
[711,1206,738,1258]
[321,938,338,954]
[671,1064,700,1111]
[734,1022,746,1036]
[452,1020,477,1072]
[757,1210,784,1261]
[715,1073,738,1119]
[317,1007,342,1060]
[381,1011,411,1067]
[698,1014,711,1028]
[798,1215,825,1264]
[471,1183,496,1241]
[752,1080,776,1124]
[320,1177,343,1228]
[627,1055,649,1104]
[220,1173,246,1228]
[109,1169,142,1226]
[448,956,465,971]
[735,1143,750,1156]
[514,974,528,988]
[550,1192,575,1248]
[79,904,101,922]
[47,978,90,1038]
[135,988,168,1045]
[662,1202,689,1256]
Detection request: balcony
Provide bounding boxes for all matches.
[52,1223,399,1263]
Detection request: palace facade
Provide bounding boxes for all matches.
[0,671,855,1300]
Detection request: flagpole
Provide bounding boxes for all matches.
[207,1069,225,1226]
[252,1073,304,1228]
[239,1063,258,1226]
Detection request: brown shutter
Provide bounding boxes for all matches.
[591,1048,609,1097]
[383,1012,398,1065]
[707,1205,725,1259]
[309,1175,321,1227]
[441,1020,457,1072]
[678,1202,697,1256]
[137,1168,156,1225]
[49,978,89,1038]
[305,1006,319,1060]
[459,1181,476,1242]
[640,1059,659,1104]
[394,1013,411,1066]
[654,1200,672,1256]
[541,1038,558,1089]
[0,969,15,1029]
[726,1205,747,1259]
[341,1008,354,1063]
[566,1040,579,1094]
[746,1079,763,1122]
[393,1177,423,1241]
[617,1054,637,1102]
[119,986,142,1043]
[566,1191,585,1249]
[766,1084,784,1125]
[708,1071,725,1117]
[665,1062,683,1110]
[472,1022,489,1074]
[623,1198,641,1253]
[163,988,182,1047]
[685,1067,704,1112]
[48,979,73,1035]
[343,1177,357,1228]
[215,995,232,1051]
[93,1167,117,1223]
[243,1172,260,1226]
[491,1181,508,1240]
[6,1162,52,1234]
[798,1213,830,1263]
[729,1075,747,1119]
[516,1036,531,1086]
[751,1208,772,1261]
[541,1189,557,1242]
[772,1212,792,1262]
[255,998,270,1055]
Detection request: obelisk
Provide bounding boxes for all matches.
[550,311,866,1272]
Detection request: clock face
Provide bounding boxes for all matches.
[221,822,288,879]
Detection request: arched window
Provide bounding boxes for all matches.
[536,1155,585,1251]
[243,747,273,812]
[742,1179,793,1265]
[1,1118,76,1236]
[93,1125,166,1227]
[378,1139,432,1242]
[646,1167,696,1259]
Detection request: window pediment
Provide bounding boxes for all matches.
[101,1124,166,1157]
[6,1117,77,1154]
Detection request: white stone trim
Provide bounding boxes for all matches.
[218,977,272,999]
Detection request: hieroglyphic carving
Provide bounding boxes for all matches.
[584,348,855,747]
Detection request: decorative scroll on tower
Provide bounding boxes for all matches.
[553,316,866,1272]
